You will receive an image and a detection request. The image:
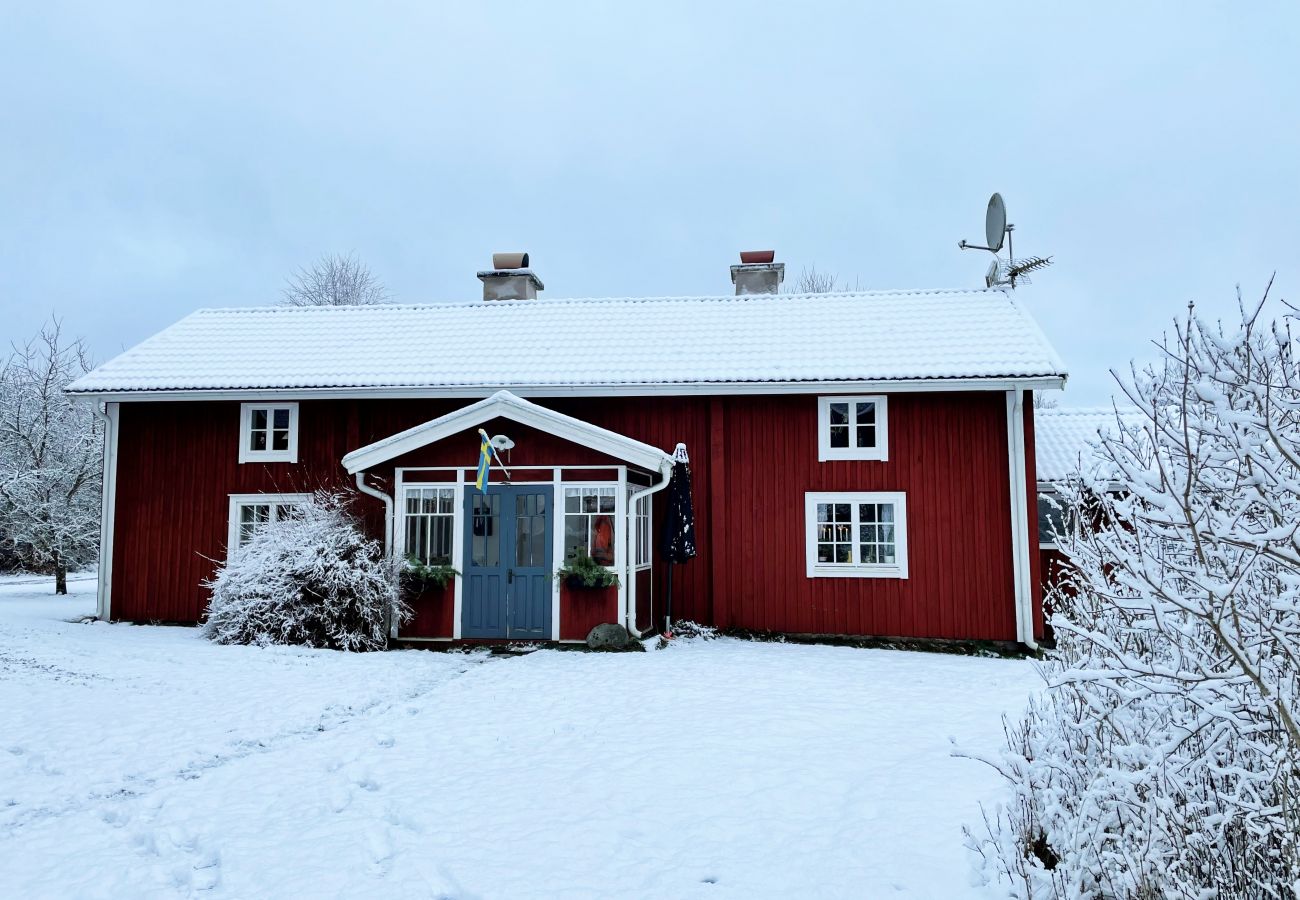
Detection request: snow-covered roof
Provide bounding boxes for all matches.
[1035,406,1143,485]
[68,289,1067,397]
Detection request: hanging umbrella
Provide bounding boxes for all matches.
[659,442,697,634]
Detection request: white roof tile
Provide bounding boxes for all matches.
[68,288,1067,395]
[1035,406,1143,484]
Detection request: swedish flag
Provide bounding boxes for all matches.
[475,429,491,491]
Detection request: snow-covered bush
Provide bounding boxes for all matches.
[203,491,407,651]
[968,287,1300,897]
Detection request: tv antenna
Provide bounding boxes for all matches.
[958,193,1053,288]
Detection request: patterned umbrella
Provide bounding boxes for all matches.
[659,443,696,633]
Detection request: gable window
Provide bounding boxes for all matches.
[564,486,617,566]
[239,402,299,463]
[403,486,455,565]
[817,396,888,461]
[804,491,908,578]
[227,493,310,553]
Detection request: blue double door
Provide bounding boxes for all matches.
[462,485,553,639]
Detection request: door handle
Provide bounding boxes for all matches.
[507,568,514,584]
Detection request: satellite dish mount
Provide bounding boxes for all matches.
[958,192,1053,288]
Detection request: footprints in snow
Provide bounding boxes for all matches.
[328,730,412,878]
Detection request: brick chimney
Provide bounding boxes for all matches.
[730,250,784,295]
[478,252,544,301]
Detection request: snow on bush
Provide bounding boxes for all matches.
[203,491,407,651]
[968,287,1300,897]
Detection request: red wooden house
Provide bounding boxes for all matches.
[68,254,1067,647]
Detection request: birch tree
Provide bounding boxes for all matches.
[968,281,1300,896]
[0,319,102,592]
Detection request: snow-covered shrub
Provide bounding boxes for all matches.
[203,491,407,651]
[968,287,1300,897]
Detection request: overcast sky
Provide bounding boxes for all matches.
[2,2,1297,404]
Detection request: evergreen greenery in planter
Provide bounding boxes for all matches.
[403,555,458,590]
[556,553,620,590]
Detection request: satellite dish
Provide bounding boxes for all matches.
[985,193,1007,252]
[985,258,1002,288]
[490,434,514,451]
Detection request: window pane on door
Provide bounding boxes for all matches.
[515,493,546,567]
[471,494,499,567]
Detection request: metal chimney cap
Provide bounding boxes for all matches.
[492,251,529,269]
[739,250,775,264]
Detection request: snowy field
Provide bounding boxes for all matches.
[0,576,1041,899]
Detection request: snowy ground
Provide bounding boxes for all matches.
[0,576,1040,899]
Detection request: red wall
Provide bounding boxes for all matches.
[109,391,1035,641]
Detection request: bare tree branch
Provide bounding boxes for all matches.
[280,253,389,306]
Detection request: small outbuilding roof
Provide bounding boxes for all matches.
[1035,406,1144,485]
[68,288,1067,397]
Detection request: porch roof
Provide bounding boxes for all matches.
[341,390,675,476]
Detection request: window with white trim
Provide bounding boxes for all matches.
[564,486,616,566]
[403,486,455,565]
[227,494,310,553]
[817,396,888,461]
[804,491,908,578]
[238,402,299,463]
[634,493,652,569]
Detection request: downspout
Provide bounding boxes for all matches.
[624,456,674,637]
[92,402,118,621]
[354,472,394,556]
[1006,389,1039,650]
[355,471,397,640]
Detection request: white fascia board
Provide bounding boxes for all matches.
[342,391,674,475]
[65,375,1069,404]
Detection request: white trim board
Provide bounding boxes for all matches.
[67,375,1068,404]
[94,402,120,620]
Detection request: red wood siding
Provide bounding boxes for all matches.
[110,391,1028,641]
[402,582,454,638]
[558,584,619,641]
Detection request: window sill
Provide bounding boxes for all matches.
[238,451,298,464]
[817,449,889,462]
[806,565,908,580]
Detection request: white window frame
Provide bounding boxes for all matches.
[562,484,621,571]
[804,491,908,579]
[226,493,311,555]
[400,485,457,565]
[238,402,299,464]
[631,489,653,570]
[817,395,888,461]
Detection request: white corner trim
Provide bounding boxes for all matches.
[93,402,120,620]
[1006,390,1038,649]
[342,390,673,474]
[816,395,889,462]
[803,491,909,579]
[225,493,312,557]
[237,401,299,464]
